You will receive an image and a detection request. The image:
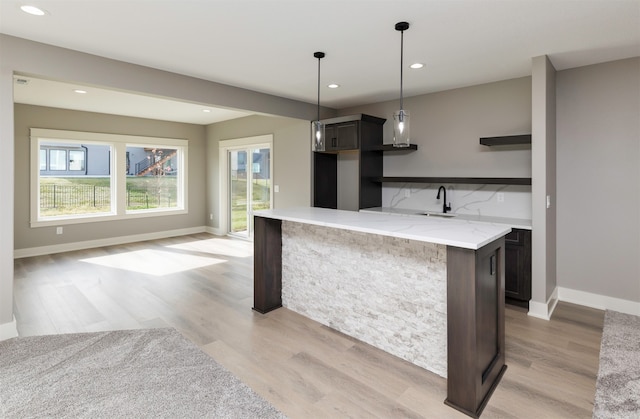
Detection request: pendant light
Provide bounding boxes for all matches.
[393,22,411,147]
[312,51,326,151]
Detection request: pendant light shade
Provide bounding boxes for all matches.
[393,22,411,148]
[312,51,326,151]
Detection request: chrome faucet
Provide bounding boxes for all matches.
[437,186,452,213]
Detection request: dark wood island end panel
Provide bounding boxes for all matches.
[445,237,507,418]
[252,216,282,314]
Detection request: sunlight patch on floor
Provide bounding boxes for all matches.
[165,238,253,258]
[79,249,225,276]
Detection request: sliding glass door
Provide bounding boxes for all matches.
[228,146,271,238]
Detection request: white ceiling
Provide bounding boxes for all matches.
[2,0,639,125]
[12,76,254,125]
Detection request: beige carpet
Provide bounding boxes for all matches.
[593,310,640,418]
[0,328,286,418]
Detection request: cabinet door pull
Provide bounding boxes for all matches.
[490,254,496,276]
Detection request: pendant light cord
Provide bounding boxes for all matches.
[395,22,409,113]
[314,52,325,122]
[317,55,321,121]
[400,29,404,111]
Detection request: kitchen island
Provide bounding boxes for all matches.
[253,207,510,418]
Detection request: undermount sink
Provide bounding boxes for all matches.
[421,211,456,218]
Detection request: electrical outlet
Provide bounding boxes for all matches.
[56,227,63,235]
[274,185,280,193]
[209,213,213,220]
[404,189,410,198]
[497,192,504,203]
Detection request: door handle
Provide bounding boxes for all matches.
[490,254,496,276]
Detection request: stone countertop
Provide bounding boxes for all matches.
[254,207,512,250]
[360,207,532,230]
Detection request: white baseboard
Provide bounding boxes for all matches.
[0,316,18,341]
[528,287,559,320]
[558,287,640,316]
[14,226,209,259]
[206,226,225,236]
[528,286,640,319]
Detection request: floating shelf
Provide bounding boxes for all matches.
[480,134,531,146]
[375,177,532,186]
[374,144,418,151]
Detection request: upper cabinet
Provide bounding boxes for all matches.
[313,114,386,210]
[316,114,386,153]
[324,121,359,151]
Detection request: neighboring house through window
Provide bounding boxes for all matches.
[40,144,97,175]
[30,128,188,227]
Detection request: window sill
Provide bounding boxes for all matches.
[31,208,188,228]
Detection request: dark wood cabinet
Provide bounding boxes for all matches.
[504,228,532,308]
[324,121,359,151]
[446,237,507,417]
[313,114,385,210]
[313,152,338,209]
[252,216,282,314]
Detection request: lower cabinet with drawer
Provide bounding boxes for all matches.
[504,228,532,308]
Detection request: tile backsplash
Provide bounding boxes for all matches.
[382,183,532,220]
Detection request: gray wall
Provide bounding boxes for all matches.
[1,34,323,333]
[341,76,532,178]
[0,36,15,333]
[556,58,640,302]
[206,115,311,231]
[14,104,207,250]
[340,77,533,221]
[530,55,558,316]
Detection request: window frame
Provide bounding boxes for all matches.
[30,128,188,228]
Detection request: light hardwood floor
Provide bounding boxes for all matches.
[13,233,604,418]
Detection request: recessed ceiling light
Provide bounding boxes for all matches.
[410,63,424,69]
[74,89,87,94]
[20,5,47,16]
[202,109,211,113]
[327,83,340,89]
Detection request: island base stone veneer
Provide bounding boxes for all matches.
[282,220,448,377]
[253,208,508,418]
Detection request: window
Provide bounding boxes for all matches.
[30,128,188,227]
[219,134,273,238]
[39,149,47,171]
[40,145,89,174]
[69,150,86,171]
[49,149,67,171]
[125,146,180,212]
